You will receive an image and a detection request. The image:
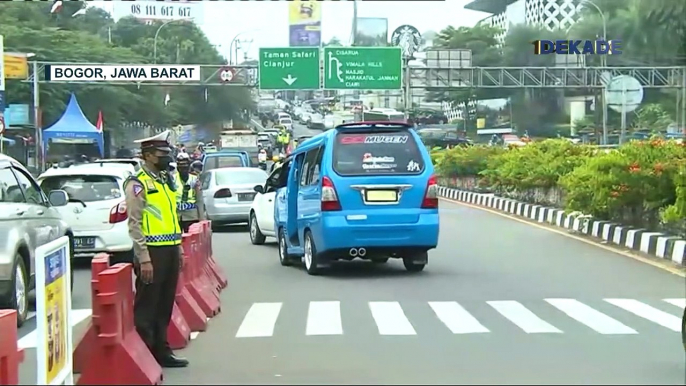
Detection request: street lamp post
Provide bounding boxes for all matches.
[229,29,260,65]
[153,19,190,64]
[579,0,609,144]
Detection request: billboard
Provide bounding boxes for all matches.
[354,18,388,47]
[289,1,321,47]
[110,1,202,24]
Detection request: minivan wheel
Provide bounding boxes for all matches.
[0,256,29,327]
[249,213,266,245]
[681,308,686,352]
[403,252,427,273]
[303,231,320,276]
[278,228,292,266]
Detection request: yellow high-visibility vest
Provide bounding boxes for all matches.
[175,172,197,211]
[132,170,181,246]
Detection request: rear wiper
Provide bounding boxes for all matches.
[68,198,87,208]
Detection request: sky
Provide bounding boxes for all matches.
[93,0,489,61]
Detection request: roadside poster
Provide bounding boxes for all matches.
[35,236,74,385]
[288,0,321,47]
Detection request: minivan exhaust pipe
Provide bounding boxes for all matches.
[349,248,358,257]
[358,248,366,257]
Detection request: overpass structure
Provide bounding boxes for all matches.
[26,61,686,89]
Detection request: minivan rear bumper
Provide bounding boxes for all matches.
[315,212,439,252]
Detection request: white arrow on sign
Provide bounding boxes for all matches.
[282,74,297,86]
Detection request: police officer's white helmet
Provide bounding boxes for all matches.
[176,152,191,161]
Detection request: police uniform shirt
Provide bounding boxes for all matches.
[124,165,183,263]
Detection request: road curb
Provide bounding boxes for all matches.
[438,186,686,266]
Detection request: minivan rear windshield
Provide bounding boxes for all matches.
[41,175,121,202]
[333,131,425,176]
[205,156,244,170]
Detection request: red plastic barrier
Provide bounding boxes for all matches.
[174,252,208,332]
[188,223,219,293]
[182,232,220,317]
[0,310,24,385]
[166,302,190,350]
[200,220,228,289]
[73,254,110,374]
[77,264,162,385]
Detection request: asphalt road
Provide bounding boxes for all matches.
[160,200,684,385]
[15,165,686,384]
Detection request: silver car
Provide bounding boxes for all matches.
[0,155,72,326]
[200,167,268,225]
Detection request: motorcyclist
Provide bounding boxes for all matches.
[190,160,203,176]
[257,149,268,170]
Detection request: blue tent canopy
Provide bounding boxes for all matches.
[42,93,103,156]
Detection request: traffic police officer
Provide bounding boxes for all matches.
[174,152,203,232]
[123,130,189,368]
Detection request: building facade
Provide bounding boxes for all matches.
[466,0,584,41]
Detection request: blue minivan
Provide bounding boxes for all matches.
[203,150,251,170]
[273,122,439,275]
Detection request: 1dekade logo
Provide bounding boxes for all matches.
[44,65,201,82]
[533,39,622,55]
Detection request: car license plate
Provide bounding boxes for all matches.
[238,193,256,201]
[74,237,96,249]
[365,190,398,202]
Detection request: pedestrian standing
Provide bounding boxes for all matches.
[123,130,189,368]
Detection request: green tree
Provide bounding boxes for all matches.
[0,2,253,136]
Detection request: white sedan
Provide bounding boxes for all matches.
[248,163,287,244]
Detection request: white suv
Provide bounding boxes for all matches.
[38,163,135,263]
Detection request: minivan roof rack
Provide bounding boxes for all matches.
[335,121,412,130]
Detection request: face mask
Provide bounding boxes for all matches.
[154,155,173,171]
[178,166,190,176]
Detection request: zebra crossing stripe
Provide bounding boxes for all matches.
[545,299,638,334]
[306,301,343,336]
[663,298,686,309]
[235,302,282,338]
[605,299,682,332]
[18,309,93,349]
[369,301,416,335]
[429,301,489,334]
[487,301,562,334]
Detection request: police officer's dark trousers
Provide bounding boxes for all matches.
[133,245,180,361]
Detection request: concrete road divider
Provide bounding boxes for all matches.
[73,254,110,374]
[0,310,24,385]
[77,263,163,385]
[182,228,221,317]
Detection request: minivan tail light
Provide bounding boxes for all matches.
[321,176,341,211]
[214,188,232,198]
[421,174,439,209]
[109,201,128,223]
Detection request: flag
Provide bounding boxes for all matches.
[50,0,63,14]
[72,8,86,17]
[95,110,103,133]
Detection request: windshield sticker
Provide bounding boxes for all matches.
[339,134,409,145]
[364,135,408,144]
[362,163,398,170]
[363,153,396,163]
[406,160,420,172]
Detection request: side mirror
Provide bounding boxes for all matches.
[253,185,264,194]
[48,190,69,207]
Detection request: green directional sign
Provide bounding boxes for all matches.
[323,47,402,90]
[258,47,320,90]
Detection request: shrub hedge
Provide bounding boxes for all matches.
[434,139,686,237]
